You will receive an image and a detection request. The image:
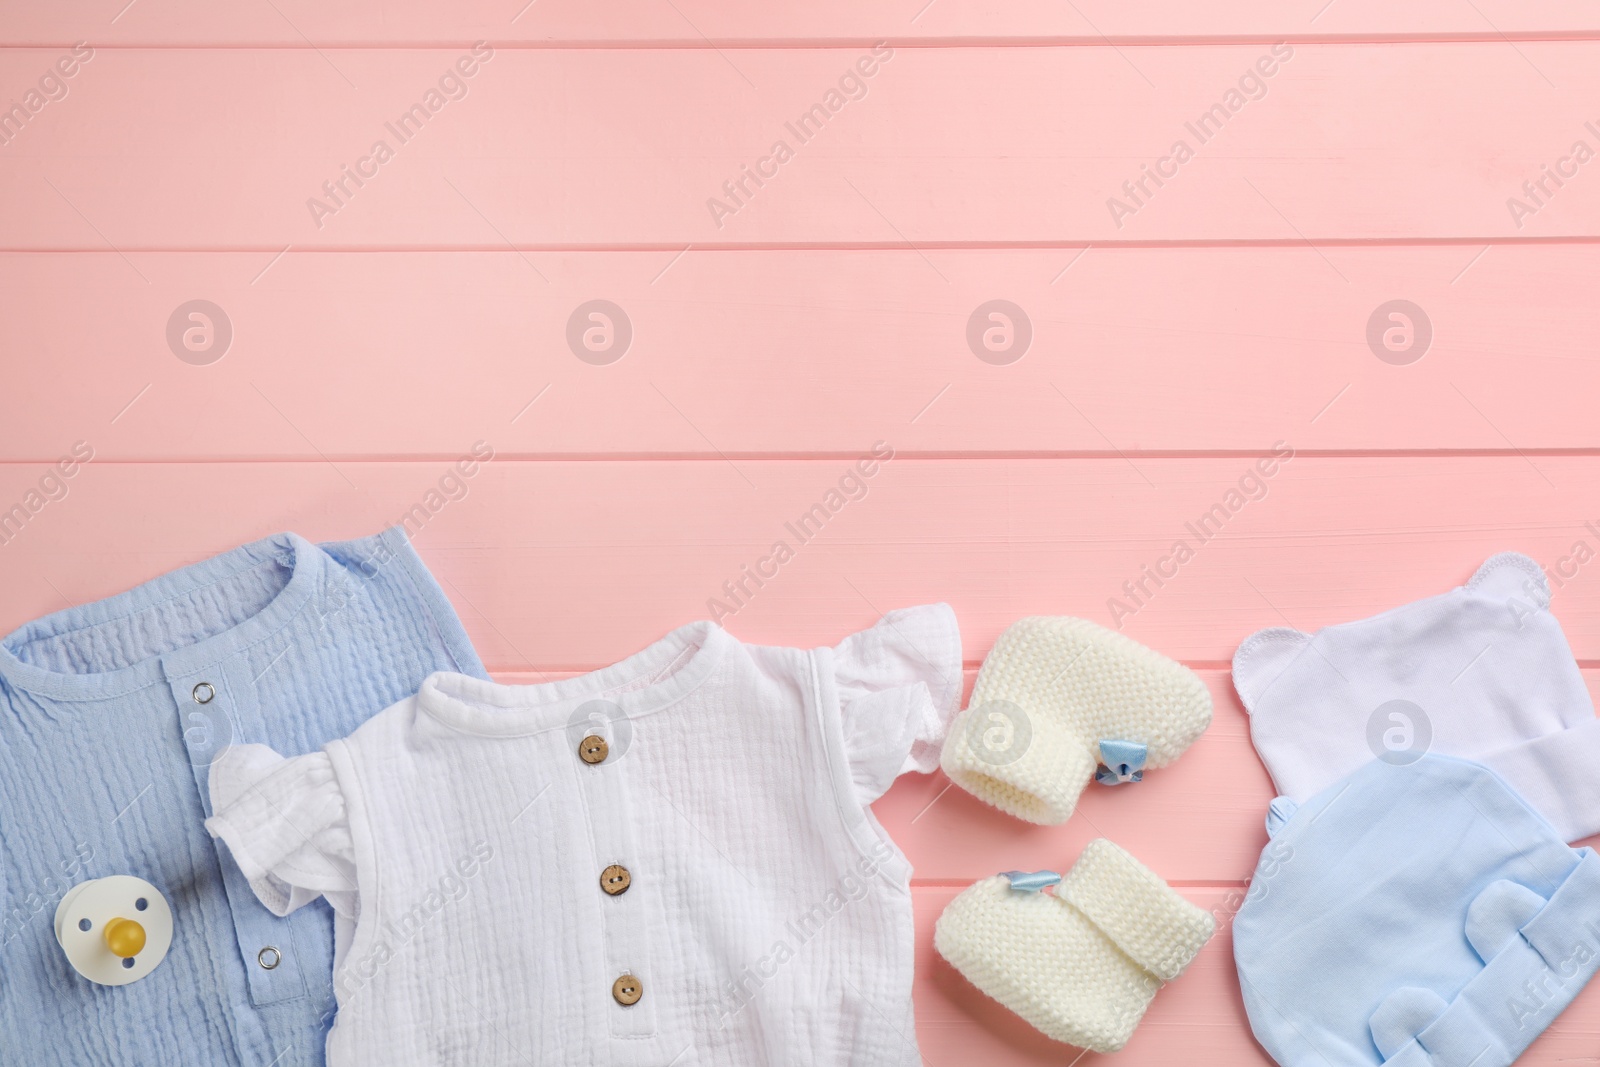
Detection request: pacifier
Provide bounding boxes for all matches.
[54,876,173,985]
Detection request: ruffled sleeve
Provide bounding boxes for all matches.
[832,603,963,805]
[205,743,358,921]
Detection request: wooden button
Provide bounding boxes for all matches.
[600,864,632,896]
[611,973,643,1006]
[578,735,609,764]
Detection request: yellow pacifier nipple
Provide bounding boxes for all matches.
[103,917,147,959]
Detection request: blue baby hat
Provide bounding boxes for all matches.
[1234,754,1600,1067]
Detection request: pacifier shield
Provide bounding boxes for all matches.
[54,876,173,986]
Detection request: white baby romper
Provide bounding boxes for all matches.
[206,606,962,1067]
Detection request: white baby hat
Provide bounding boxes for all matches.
[1233,552,1600,841]
[935,839,1215,1053]
[940,617,1213,824]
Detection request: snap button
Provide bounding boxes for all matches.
[192,682,215,704]
[600,864,632,896]
[612,973,643,1006]
[579,735,609,765]
[258,946,282,970]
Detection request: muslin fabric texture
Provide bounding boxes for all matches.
[1234,755,1600,1067]
[940,616,1212,824]
[1233,552,1600,841]
[207,606,963,1067]
[933,839,1214,1052]
[0,529,485,1067]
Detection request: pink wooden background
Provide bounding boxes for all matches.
[4,4,1600,1063]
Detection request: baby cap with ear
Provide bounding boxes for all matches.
[1233,754,1600,1067]
[1233,552,1600,841]
[941,616,1211,825]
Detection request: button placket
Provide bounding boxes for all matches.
[166,658,311,1006]
[576,749,657,1038]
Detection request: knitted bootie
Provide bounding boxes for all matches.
[934,839,1214,1053]
[940,616,1211,824]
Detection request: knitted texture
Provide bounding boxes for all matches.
[940,616,1212,824]
[934,839,1214,1053]
[1057,839,1216,981]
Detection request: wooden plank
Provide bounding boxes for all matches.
[7,457,1598,883]
[3,2,1600,46]
[2,246,1597,460]
[4,457,1597,673]
[4,45,1600,248]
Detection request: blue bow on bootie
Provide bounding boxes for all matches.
[1095,739,1148,785]
[1001,870,1063,893]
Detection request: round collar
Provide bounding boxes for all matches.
[0,531,341,701]
[417,621,731,737]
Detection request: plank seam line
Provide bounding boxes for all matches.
[6,35,1600,49]
[11,451,1600,464]
[8,238,1600,253]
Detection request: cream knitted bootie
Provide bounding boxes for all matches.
[940,616,1211,824]
[933,839,1214,1053]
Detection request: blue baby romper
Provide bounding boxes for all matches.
[0,529,486,1066]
